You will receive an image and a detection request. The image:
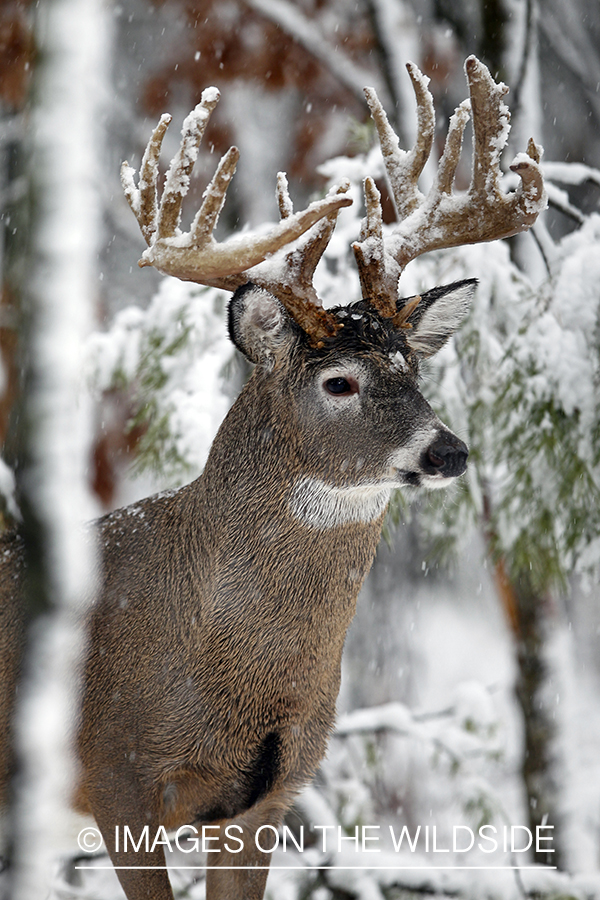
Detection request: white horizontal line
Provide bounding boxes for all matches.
[75,865,558,871]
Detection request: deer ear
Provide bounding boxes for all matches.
[228,283,296,364]
[403,279,477,358]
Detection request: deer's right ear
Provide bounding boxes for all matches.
[228,283,296,365]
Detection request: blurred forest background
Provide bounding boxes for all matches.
[1,0,600,898]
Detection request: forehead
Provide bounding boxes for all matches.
[297,300,417,373]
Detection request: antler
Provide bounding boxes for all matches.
[121,87,352,342]
[353,55,547,318]
[123,60,546,344]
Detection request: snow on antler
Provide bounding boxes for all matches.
[122,59,546,343]
[121,87,352,341]
[353,55,547,318]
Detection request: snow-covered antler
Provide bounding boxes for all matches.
[353,55,547,318]
[121,87,352,342]
[123,60,546,341]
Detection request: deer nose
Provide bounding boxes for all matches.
[424,433,468,478]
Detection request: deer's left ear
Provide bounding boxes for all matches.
[402,279,477,358]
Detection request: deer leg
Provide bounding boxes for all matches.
[205,792,292,900]
[87,779,175,900]
[206,849,271,900]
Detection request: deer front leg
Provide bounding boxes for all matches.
[87,778,175,900]
[205,792,292,900]
[206,843,271,900]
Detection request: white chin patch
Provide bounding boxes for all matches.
[421,473,456,490]
[289,478,392,529]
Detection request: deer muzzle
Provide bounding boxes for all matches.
[422,432,469,478]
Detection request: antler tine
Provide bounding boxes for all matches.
[191,146,240,244]
[124,93,353,298]
[364,64,434,221]
[289,180,352,288]
[155,88,221,241]
[139,115,173,242]
[466,55,510,197]
[436,99,471,195]
[123,92,352,345]
[276,172,295,220]
[466,63,543,230]
[121,113,171,245]
[352,177,398,318]
[463,55,546,235]
[255,179,353,344]
[121,88,219,247]
[362,55,546,296]
[405,62,436,193]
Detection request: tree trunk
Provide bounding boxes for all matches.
[4,1,109,896]
[493,560,563,868]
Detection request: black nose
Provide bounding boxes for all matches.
[423,432,469,478]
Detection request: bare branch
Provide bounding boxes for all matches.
[244,0,386,108]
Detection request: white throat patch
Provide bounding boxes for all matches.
[289,477,391,529]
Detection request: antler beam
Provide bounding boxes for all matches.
[353,55,547,315]
[123,59,546,344]
[121,87,352,341]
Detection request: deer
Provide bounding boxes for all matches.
[0,56,545,900]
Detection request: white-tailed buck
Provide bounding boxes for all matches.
[0,57,545,900]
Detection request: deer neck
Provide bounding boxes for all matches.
[197,372,389,601]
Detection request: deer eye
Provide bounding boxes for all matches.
[324,376,358,396]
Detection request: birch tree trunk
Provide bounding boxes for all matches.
[6,1,110,896]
